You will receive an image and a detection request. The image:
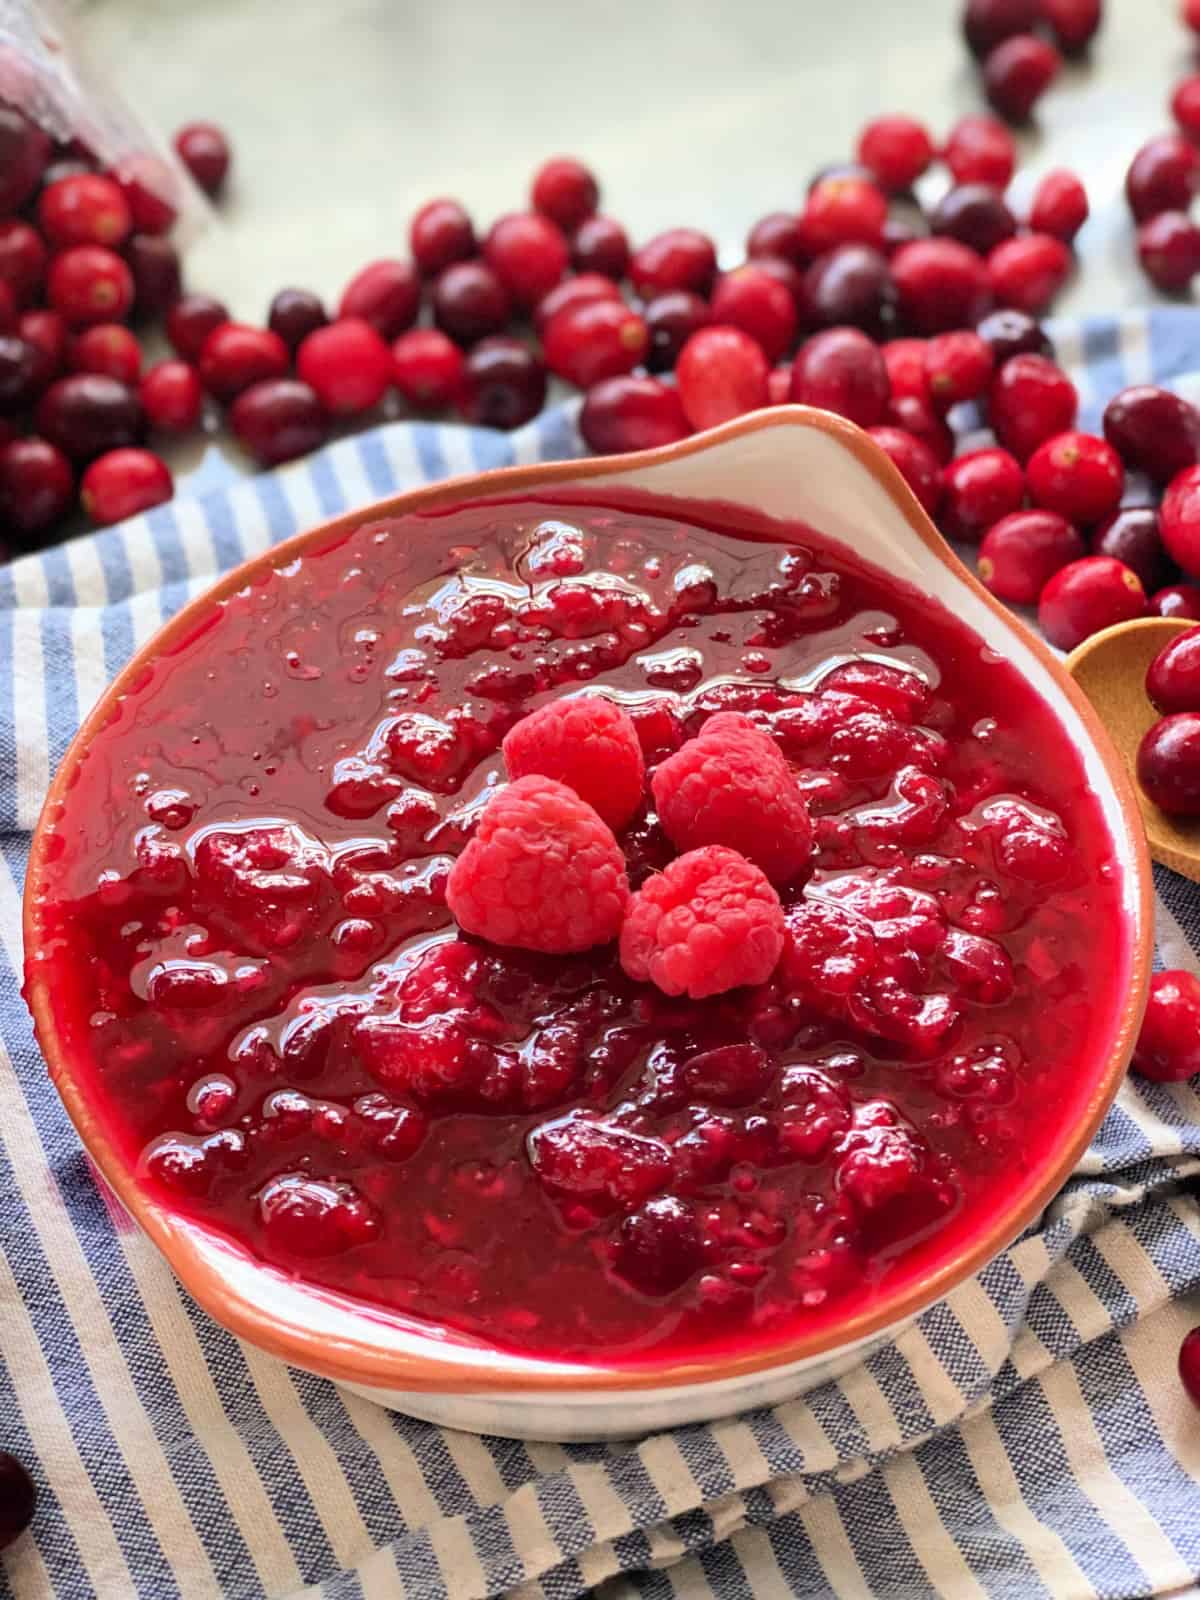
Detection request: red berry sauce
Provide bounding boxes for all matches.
[26,492,1131,1365]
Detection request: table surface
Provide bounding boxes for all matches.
[78,0,1195,329]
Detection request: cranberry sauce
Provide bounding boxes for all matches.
[27,493,1130,1364]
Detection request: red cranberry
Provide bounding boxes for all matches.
[390,328,465,409]
[70,323,141,384]
[989,353,1077,461]
[0,106,50,214]
[790,326,889,427]
[1042,0,1102,52]
[35,373,142,460]
[886,392,955,463]
[267,288,327,350]
[630,228,718,297]
[801,177,887,254]
[39,173,131,249]
[81,446,172,525]
[173,121,231,196]
[19,309,67,388]
[570,214,630,280]
[433,260,511,344]
[484,213,568,307]
[1185,0,1200,33]
[856,115,934,191]
[229,378,329,465]
[1137,712,1200,814]
[533,273,622,336]
[747,212,808,266]
[892,238,992,334]
[1137,211,1200,293]
[1147,625,1200,713]
[930,183,1018,256]
[0,1451,36,1549]
[710,266,798,361]
[614,1196,702,1295]
[944,114,1018,188]
[676,326,769,430]
[1103,386,1200,483]
[1184,1326,1200,1406]
[643,291,710,372]
[923,330,993,411]
[1126,135,1198,222]
[0,437,74,541]
[883,338,930,399]
[974,308,1053,364]
[139,359,204,433]
[543,300,648,388]
[166,293,229,361]
[0,221,47,306]
[940,446,1025,541]
[988,233,1072,313]
[456,336,546,429]
[962,0,1039,57]
[47,245,134,328]
[0,336,39,413]
[531,157,599,231]
[296,318,391,415]
[1026,430,1123,525]
[983,34,1061,123]
[579,375,690,453]
[977,509,1085,602]
[410,198,477,277]
[111,154,177,235]
[867,426,942,514]
[753,255,811,316]
[1037,555,1146,648]
[126,234,182,319]
[1091,506,1168,591]
[1152,582,1200,619]
[339,259,420,339]
[198,323,289,402]
[1161,463,1200,574]
[1029,170,1089,243]
[1172,75,1200,142]
[804,246,894,338]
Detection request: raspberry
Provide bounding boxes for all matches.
[619,845,786,999]
[650,711,813,883]
[445,775,628,953]
[501,694,646,830]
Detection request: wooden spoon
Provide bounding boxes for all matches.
[1065,614,1200,882]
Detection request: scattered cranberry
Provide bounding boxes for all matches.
[1091,506,1168,591]
[747,212,808,265]
[0,337,40,414]
[1137,211,1200,292]
[0,220,48,306]
[140,359,204,433]
[339,259,420,339]
[267,288,328,350]
[977,509,1085,602]
[891,238,992,333]
[0,1451,36,1549]
[988,233,1072,313]
[710,266,798,361]
[543,300,649,388]
[867,426,942,514]
[941,446,1025,541]
[1125,134,1198,222]
[923,330,993,410]
[1133,972,1200,1077]
[930,183,1018,256]
[126,234,181,318]
[173,121,231,197]
[198,323,289,403]
[456,336,547,429]
[39,173,132,250]
[801,177,887,253]
[1104,386,1200,483]
[1172,75,1200,142]
[296,318,391,415]
[70,323,141,385]
[230,378,329,465]
[805,245,894,337]
[531,157,599,231]
[432,260,511,344]
[0,437,74,541]
[1037,555,1147,648]
[989,353,1078,460]
[484,212,569,307]
[886,392,955,463]
[1026,430,1123,525]
[19,309,67,388]
[1146,625,1200,713]
[410,198,477,277]
[644,290,711,372]
[580,374,690,453]
[975,307,1053,364]
[47,245,134,328]
[1041,0,1102,53]
[962,0,1039,58]
[570,214,630,280]
[1180,1326,1200,1406]
[982,34,1061,123]
[534,273,622,335]
[790,326,889,427]
[1137,712,1200,815]
[35,374,143,461]
[677,326,769,430]
[630,228,718,297]
[81,446,173,525]
[856,115,934,191]
[391,328,465,409]
[1030,170,1089,243]
[1152,582,1200,619]
[943,114,1018,188]
[166,293,230,362]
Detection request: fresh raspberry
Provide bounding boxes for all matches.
[445,775,629,953]
[619,845,786,999]
[502,695,646,830]
[650,710,813,883]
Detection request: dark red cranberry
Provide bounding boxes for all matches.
[198,323,290,402]
[339,259,420,339]
[867,425,942,514]
[296,319,391,415]
[1042,0,1102,52]
[944,114,1017,188]
[885,392,955,463]
[457,336,546,429]
[140,359,204,433]
[570,214,630,280]
[267,288,328,351]
[70,323,141,384]
[1091,507,1168,591]
[987,233,1072,313]
[0,221,47,306]
[47,245,134,327]
[410,198,477,277]
[630,228,717,298]
[484,213,568,307]
[543,300,648,388]
[804,246,895,337]
[0,336,38,413]
[1147,625,1200,713]
[81,446,172,525]
[0,1451,36,1549]
[1138,712,1200,813]
[677,326,769,429]
[166,293,229,361]
[0,437,74,541]
[1152,582,1200,619]
[1030,169,1089,243]
[19,309,67,389]
[989,354,1078,461]
[710,265,798,361]
[790,326,889,427]
[1172,75,1200,142]
[800,177,887,254]
[975,307,1053,363]
[856,115,934,191]
[126,234,182,319]
[982,34,1061,123]
[1103,386,1200,482]
[923,330,993,411]
[173,121,231,196]
[962,0,1039,58]
[579,375,691,453]
[930,183,1018,255]
[1134,972,1200,1082]
[433,260,511,344]
[978,509,1085,602]
[1137,211,1200,293]
[533,273,622,336]
[941,447,1025,541]
[230,378,329,465]
[747,212,808,266]
[39,173,132,249]
[111,154,177,235]
[0,106,50,213]
[1026,430,1123,525]
[1126,135,1198,222]
[391,328,465,409]
[1161,463,1200,575]
[1038,555,1147,649]
[531,157,599,231]
[891,238,992,333]
[644,291,710,372]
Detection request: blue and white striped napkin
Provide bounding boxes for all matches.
[0,309,1197,1600]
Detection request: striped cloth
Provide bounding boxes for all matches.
[1,308,1198,1600]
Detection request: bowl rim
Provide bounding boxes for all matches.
[23,403,1154,1396]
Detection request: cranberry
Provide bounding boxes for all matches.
[867,426,942,515]
[1041,0,1102,52]
[614,1196,702,1294]
[643,290,710,372]
[1137,211,1200,293]
[579,375,690,453]
[198,323,289,402]
[767,366,792,404]
[1091,506,1168,591]
[1172,75,1200,142]
[0,337,40,414]
[988,233,1072,314]
[801,177,887,253]
[790,326,889,427]
[1125,135,1198,222]
[533,273,622,335]
[166,293,230,361]
[296,318,391,415]
[1186,0,1200,33]
[0,437,74,541]
[1104,386,1200,483]
[886,392,955,463]
[570,214,630,280]
[804,245,894,337]
[1037,555,1147,649]
[0,1451,36,1549]
[391,328,465,409]
[883,337,930,399]
[410,198,477,277]
[856,115,934,191]
[944,114,1018,188]
[941,446,1025,541]
[339,259,420,339]
[923,330,993,411]
[0,221,48,306]
[630,228,717,297]
[36,373,142,461]
[977,509,1085,602]
[989,353,1077,461]
[456,336,546,429]
[1137,713,1200,814]
[975,308,1053,364]
[962,0,1039,57]
[230,378,329,465]
[1147,625,1200,713]
[70,322,141,384]
[140,359,204,433]
[543,300,648,388]
[1152,582,1200,619]
[126,234,182,319]
[0,106,50,214]
[47,245,134,328]
[81,446,172,525]
[484,213,568,307]
[982,34,1061,122]
[1181,1327,1200,1406]
[752,255,811,314]
[891,238,992,334]
[111,154,177,235]
[1164,465,1200,576]
[267,288,328,350]
[710,266,798,361]
[531,157,599,231]
[1026,430,1123,525]
[677,326,769,430]
[433,260,511,344]
[173,121,231,196]
[39,173,132,249]
[930,183,1018,256]
[747,212,808,266]
[1029,169,1089,243]
[19,309,67,388]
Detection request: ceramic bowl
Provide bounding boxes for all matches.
[24,406,1152,1441]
